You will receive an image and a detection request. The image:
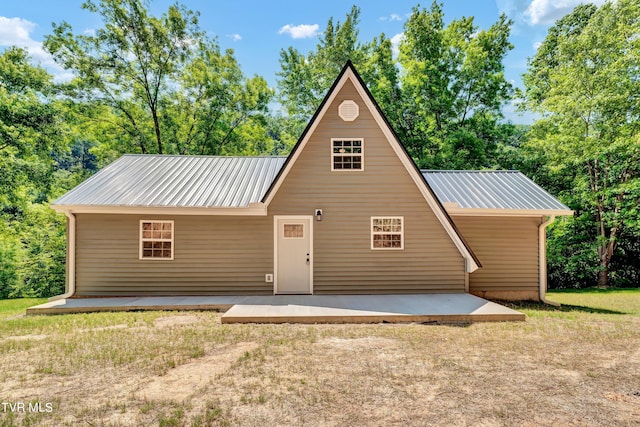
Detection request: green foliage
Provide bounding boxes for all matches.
[45,0,273,159]
[398,2,514,168]
[277,6,399,132]
[276,2,515,169]
[10,204,66,298]
[0,47,62,157]
[523,0,640,287]
[0,48,71,298]
[0,232,20,298]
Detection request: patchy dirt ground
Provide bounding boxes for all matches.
[1,293,640,426]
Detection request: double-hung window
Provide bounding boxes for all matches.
[371,217,404,250]
[140,220,174,260]
[331,138,363,171]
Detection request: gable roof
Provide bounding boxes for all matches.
[260,60,481,272]
[52,155,285,212]
[423,170,572,215]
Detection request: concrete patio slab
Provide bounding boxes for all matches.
[26,296,242,315]
[27,294,524,323]
[220,294,524,323]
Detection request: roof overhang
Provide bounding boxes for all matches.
[447,208,574,217]
[51,202,268,216]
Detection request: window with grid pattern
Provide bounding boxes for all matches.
[331,139,363,170]
[140,220,174,259]
[371,217,404,250]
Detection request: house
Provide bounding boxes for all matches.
[50,61,572,302]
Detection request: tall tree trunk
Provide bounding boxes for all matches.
[597,263,609,288]
[152,108,163,154]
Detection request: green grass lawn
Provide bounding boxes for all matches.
[1,289,639,426]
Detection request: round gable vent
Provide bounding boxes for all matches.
[338,100,359,122]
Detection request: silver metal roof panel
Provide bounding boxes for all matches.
[53,155,570,213]
[422,170,571,211]
[52,155,287,208]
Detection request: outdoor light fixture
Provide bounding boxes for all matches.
[315,209,323,221]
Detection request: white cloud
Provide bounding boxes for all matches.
[226,33,242,42]
[378,13,410,22]
[0,16,36,44]
[533,41,543,50]
[390,33,404,57]
[278,24,319,39]
[525,0,607,25]
[0,16,66,73]
[83,28,96,36]
[379,13,403,22]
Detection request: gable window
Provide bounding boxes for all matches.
[371,217,404,250]
[331,138,363,171]
[140,220,174,260]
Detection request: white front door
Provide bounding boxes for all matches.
[274,216,312,294]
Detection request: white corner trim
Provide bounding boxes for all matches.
[539,216,560,306]
[49,212,76,301]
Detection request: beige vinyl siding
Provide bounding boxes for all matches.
[269,79,466,293]
[72,78,466,296]
[452,216,541,293]
[75,214,273,296]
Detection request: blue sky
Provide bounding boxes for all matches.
[0,0,605,124]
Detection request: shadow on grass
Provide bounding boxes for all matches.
[549,287,640,295]
[499,300,628,315]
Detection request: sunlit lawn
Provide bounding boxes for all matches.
[1,289,639,426]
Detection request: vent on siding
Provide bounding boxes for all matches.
[338,100,359,122]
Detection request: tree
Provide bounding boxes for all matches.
[523,0,640,287]
[398,2,514,168]
[0,47,66,210]
[276,2,515,168]
[0,47,68,298]
[277,5,399,137]
[0,47,61,157]
[45,0,272,157]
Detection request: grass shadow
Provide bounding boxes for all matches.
[549,287,640,294]
[417,320,473,328]
[499,300,627,315]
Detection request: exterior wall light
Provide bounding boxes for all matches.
[315,209,323,221]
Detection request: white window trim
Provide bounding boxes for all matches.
[283,223,305,239]
[139,220,175,260]
[331,138,364,171]
[371,216,404,250]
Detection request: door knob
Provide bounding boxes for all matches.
[306,253,310,264]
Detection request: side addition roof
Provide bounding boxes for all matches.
[52,155,286,214]
[422,170,572,216]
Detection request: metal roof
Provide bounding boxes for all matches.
[53,155,570,213]
[53,155,287,208]
[422,170,571,211]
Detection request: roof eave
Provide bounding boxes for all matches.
[50,203,268,216]
[447,208,574,217]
